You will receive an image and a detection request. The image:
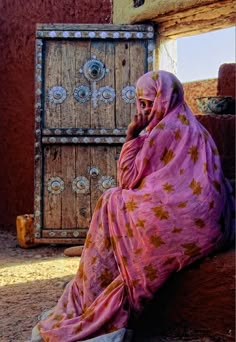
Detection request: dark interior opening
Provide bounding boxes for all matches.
[134,0,145,8]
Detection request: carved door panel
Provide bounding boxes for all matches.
[34,24,155,243]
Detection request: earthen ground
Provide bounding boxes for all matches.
[0,230,224,342]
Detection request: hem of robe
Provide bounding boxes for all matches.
[31,309,133,342]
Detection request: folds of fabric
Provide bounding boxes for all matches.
[38,71,234,341]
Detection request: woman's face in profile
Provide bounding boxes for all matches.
[138,98,154,122]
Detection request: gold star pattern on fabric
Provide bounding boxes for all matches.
[212,148,219,156]
[144,157,149,167]
[209,200,215,210]
[163,183,174,192]
[103,236,111,250]
[188,146,199,163]
[121,255,128,266]
[136,87,144,97]
[99,269,113,288]
[84,233,93,249]
[74,324,83,334]
[150,235,165,248]
[91,256,98,265]
[151,72,159,81]
[157,108,166,119]
[95,197,103,211]
[126,223,134,237]
[178,114,189,125]
[189,179,202,195]
[132,279,140,287]
[179,168,185,175]
[110,235,122,249]
[203,163,208,173]
[164,256,176,266]
[136,218,146,228]
[78,262,87,281]
[213,180,221,193]
[67,312,75,319]
[156,90,162,98]
[134,248,142,256]
[174,129,182,140]
[160,147,175,165]
[125,199,138,211]
[109,212,116,223]
[63,301,68,309]
[157,122,165,129]
[194,218,205,228]
[172,227,182,233]
[177,201,187,208]
[182,242,201,257]
[53,314,64,321]
[144,264,158,281]
[149,138,155,147]
[152,205,169,220]
[52,323,61,329]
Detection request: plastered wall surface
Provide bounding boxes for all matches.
[183,79,217,115]
[0,0,112,231]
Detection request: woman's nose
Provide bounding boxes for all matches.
[144,108,151,114]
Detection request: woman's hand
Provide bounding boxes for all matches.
[125,113,148,142]
[125,99,154,142]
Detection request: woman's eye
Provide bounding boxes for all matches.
[140,101,146,108]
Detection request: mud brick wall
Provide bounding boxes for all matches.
[0,0,112,232]
[183,78,217,115]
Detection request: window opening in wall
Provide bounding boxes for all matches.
[176,27,235,83]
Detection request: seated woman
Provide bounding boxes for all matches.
[32,70,234,342]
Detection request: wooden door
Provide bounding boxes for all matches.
[34,24,155,244]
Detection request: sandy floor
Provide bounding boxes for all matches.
[0,230,80,342]
[0,230,218,342]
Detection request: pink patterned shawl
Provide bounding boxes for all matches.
[38,71,234,342]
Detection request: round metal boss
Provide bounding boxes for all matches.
[98,176,116,192]
[98,86,115,104]
[82,58,106,82]
[47,176,64,194]
[48,86,67,104]
[121,86,136,104]
[73,85,91,103]
[72,176,90,194]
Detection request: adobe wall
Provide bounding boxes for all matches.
[0,0,112,232]
[183,78,217,114]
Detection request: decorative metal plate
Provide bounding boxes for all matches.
[47,176,64,194]
[98,86,115,104]
[48,86,67,104]
[89,167,100,178]
[72,176,90,194]
[121,86,136,104]
[73,85,91,103]
[98,176,116,192]
[82,58,106,82]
